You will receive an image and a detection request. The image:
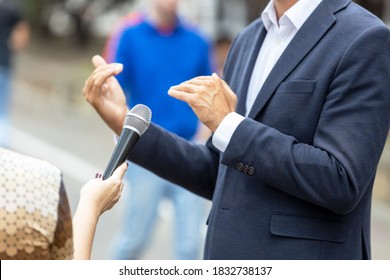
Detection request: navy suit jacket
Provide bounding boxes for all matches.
[128,0,390,259]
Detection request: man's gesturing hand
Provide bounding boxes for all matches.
[168,73,237,132]
[83,55,128,135]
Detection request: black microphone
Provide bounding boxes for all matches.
[102,104,152,180]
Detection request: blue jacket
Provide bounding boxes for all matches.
[114,17,212,140]
[128,0,390,259]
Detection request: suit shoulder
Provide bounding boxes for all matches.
[337,2,388,34]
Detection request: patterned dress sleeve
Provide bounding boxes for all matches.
[50,181,74,259]
[0,148,73,259]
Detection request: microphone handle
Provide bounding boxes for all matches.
[102,129,140,180]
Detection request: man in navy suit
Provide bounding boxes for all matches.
[84,0,390,259]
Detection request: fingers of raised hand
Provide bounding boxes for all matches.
[92,55,107,67]
[83,66,118,100]
[168,83,200,104]
[220,79,237,102]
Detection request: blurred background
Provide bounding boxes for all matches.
[3,0,390,259]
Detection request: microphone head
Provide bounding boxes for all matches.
[124,104,152,136]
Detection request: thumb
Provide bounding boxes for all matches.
[111,162,128,180]
[92,55,107,67]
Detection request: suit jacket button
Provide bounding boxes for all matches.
[248,167,255,175]
[237,162,244,171]
[243,165,249,173]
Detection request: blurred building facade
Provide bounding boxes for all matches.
[179,0,390,40]
[18,0,390,44]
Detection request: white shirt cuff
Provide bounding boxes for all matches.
[212,112,245,152]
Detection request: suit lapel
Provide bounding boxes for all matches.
[236,26,267,116]
[247,2,337,119]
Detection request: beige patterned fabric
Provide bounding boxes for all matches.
[0,148,73,259]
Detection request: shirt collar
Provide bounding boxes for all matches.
[262,0,323,31]
[261,0,278,31]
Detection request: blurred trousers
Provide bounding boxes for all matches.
[111,162,207,260]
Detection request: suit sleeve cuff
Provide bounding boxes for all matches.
[212,112,245,152]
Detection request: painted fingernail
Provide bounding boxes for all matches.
[95,173,99,178]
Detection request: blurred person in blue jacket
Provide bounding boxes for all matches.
[103,0,213,260]
[0,0,29,147]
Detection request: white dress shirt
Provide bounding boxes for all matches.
[212,0,323,152]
